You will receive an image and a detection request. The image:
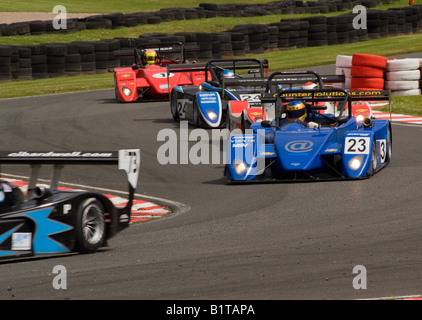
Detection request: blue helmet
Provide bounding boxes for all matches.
[222,69,234,79]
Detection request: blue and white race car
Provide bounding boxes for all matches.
[225,88,392,182]
[0,149,140,260]
[167,59,269,128]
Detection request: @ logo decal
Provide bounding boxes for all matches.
[285,140,313,153]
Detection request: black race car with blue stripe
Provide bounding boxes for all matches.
[0,149,140,261]
[167,59,269,128]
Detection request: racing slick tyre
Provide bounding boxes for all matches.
[75,198,106,254]
[384,124,392,164]
[368,139,377,177]
[170,90,180,121]
[114,78,122,103]
[226,112,231,131]
[352,53,387,69]
[242,115,251,132]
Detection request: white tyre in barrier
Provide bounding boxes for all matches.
[385,80,420,90]
[335,66,351,78]
[386,58,421,71]
[345,77,352,89]
[386,70,421,81]
[391,89,421,96]
[336,55,352,68]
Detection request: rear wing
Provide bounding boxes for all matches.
[265,71,345,93]
[0,149,140,223]
[262,88,391,118]
[167,62,208,74]
[205,59,269,81]
[115,41,201,63]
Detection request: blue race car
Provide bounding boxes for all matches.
[0,149,140,260]
[225,88,392,182]
[167,59,269,128]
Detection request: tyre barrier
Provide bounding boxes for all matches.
[0,0,405,38]
[335,55,352,89]
[0,3,421,83]
[336,54,422,96]
[385,58,422,96]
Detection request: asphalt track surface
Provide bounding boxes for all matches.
[0,86,421,301]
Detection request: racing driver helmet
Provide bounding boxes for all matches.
[302,82,317,90]
[286,100,307,121]
[144,49,157,65]
[222,69,235,79]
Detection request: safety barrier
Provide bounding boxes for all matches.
[0,3,421,85]
[0,0,397,37]
[335,53,422,96]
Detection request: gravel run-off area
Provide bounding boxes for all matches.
[0,12,98,24]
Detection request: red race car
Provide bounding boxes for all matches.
[114,42,206,102]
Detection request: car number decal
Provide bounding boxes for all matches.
[153,72,174,79]
[344,137,370,154]
[379,139,387,163]
[240,94,261,102]
[177,99,189,118]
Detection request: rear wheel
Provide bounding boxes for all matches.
[170,90,179,121]
[75,198,106,254]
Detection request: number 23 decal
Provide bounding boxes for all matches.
[345,137,370,154]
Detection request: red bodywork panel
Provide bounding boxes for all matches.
[228,101,266,131]
[351,103,372,119]
[114,62,206,102]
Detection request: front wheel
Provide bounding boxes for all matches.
[385,124,392,163]
[368,139,377,176]
[193,98,203,128]
[75,198,106,254]
[114,78,121,103]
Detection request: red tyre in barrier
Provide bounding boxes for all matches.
[351,77,384,89]
[352,53,387,69]
[351,65,384,78]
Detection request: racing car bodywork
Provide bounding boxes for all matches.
[225,88,392,182]
[168,59,269,128]
[114,42,206,102]
[0,149,140,260]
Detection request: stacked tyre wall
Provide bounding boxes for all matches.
[0,0,401,37]
[0,4,421,90]
[335,53,422,96]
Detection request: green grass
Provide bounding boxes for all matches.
[378,96,422,117]
[0,73,113,99]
